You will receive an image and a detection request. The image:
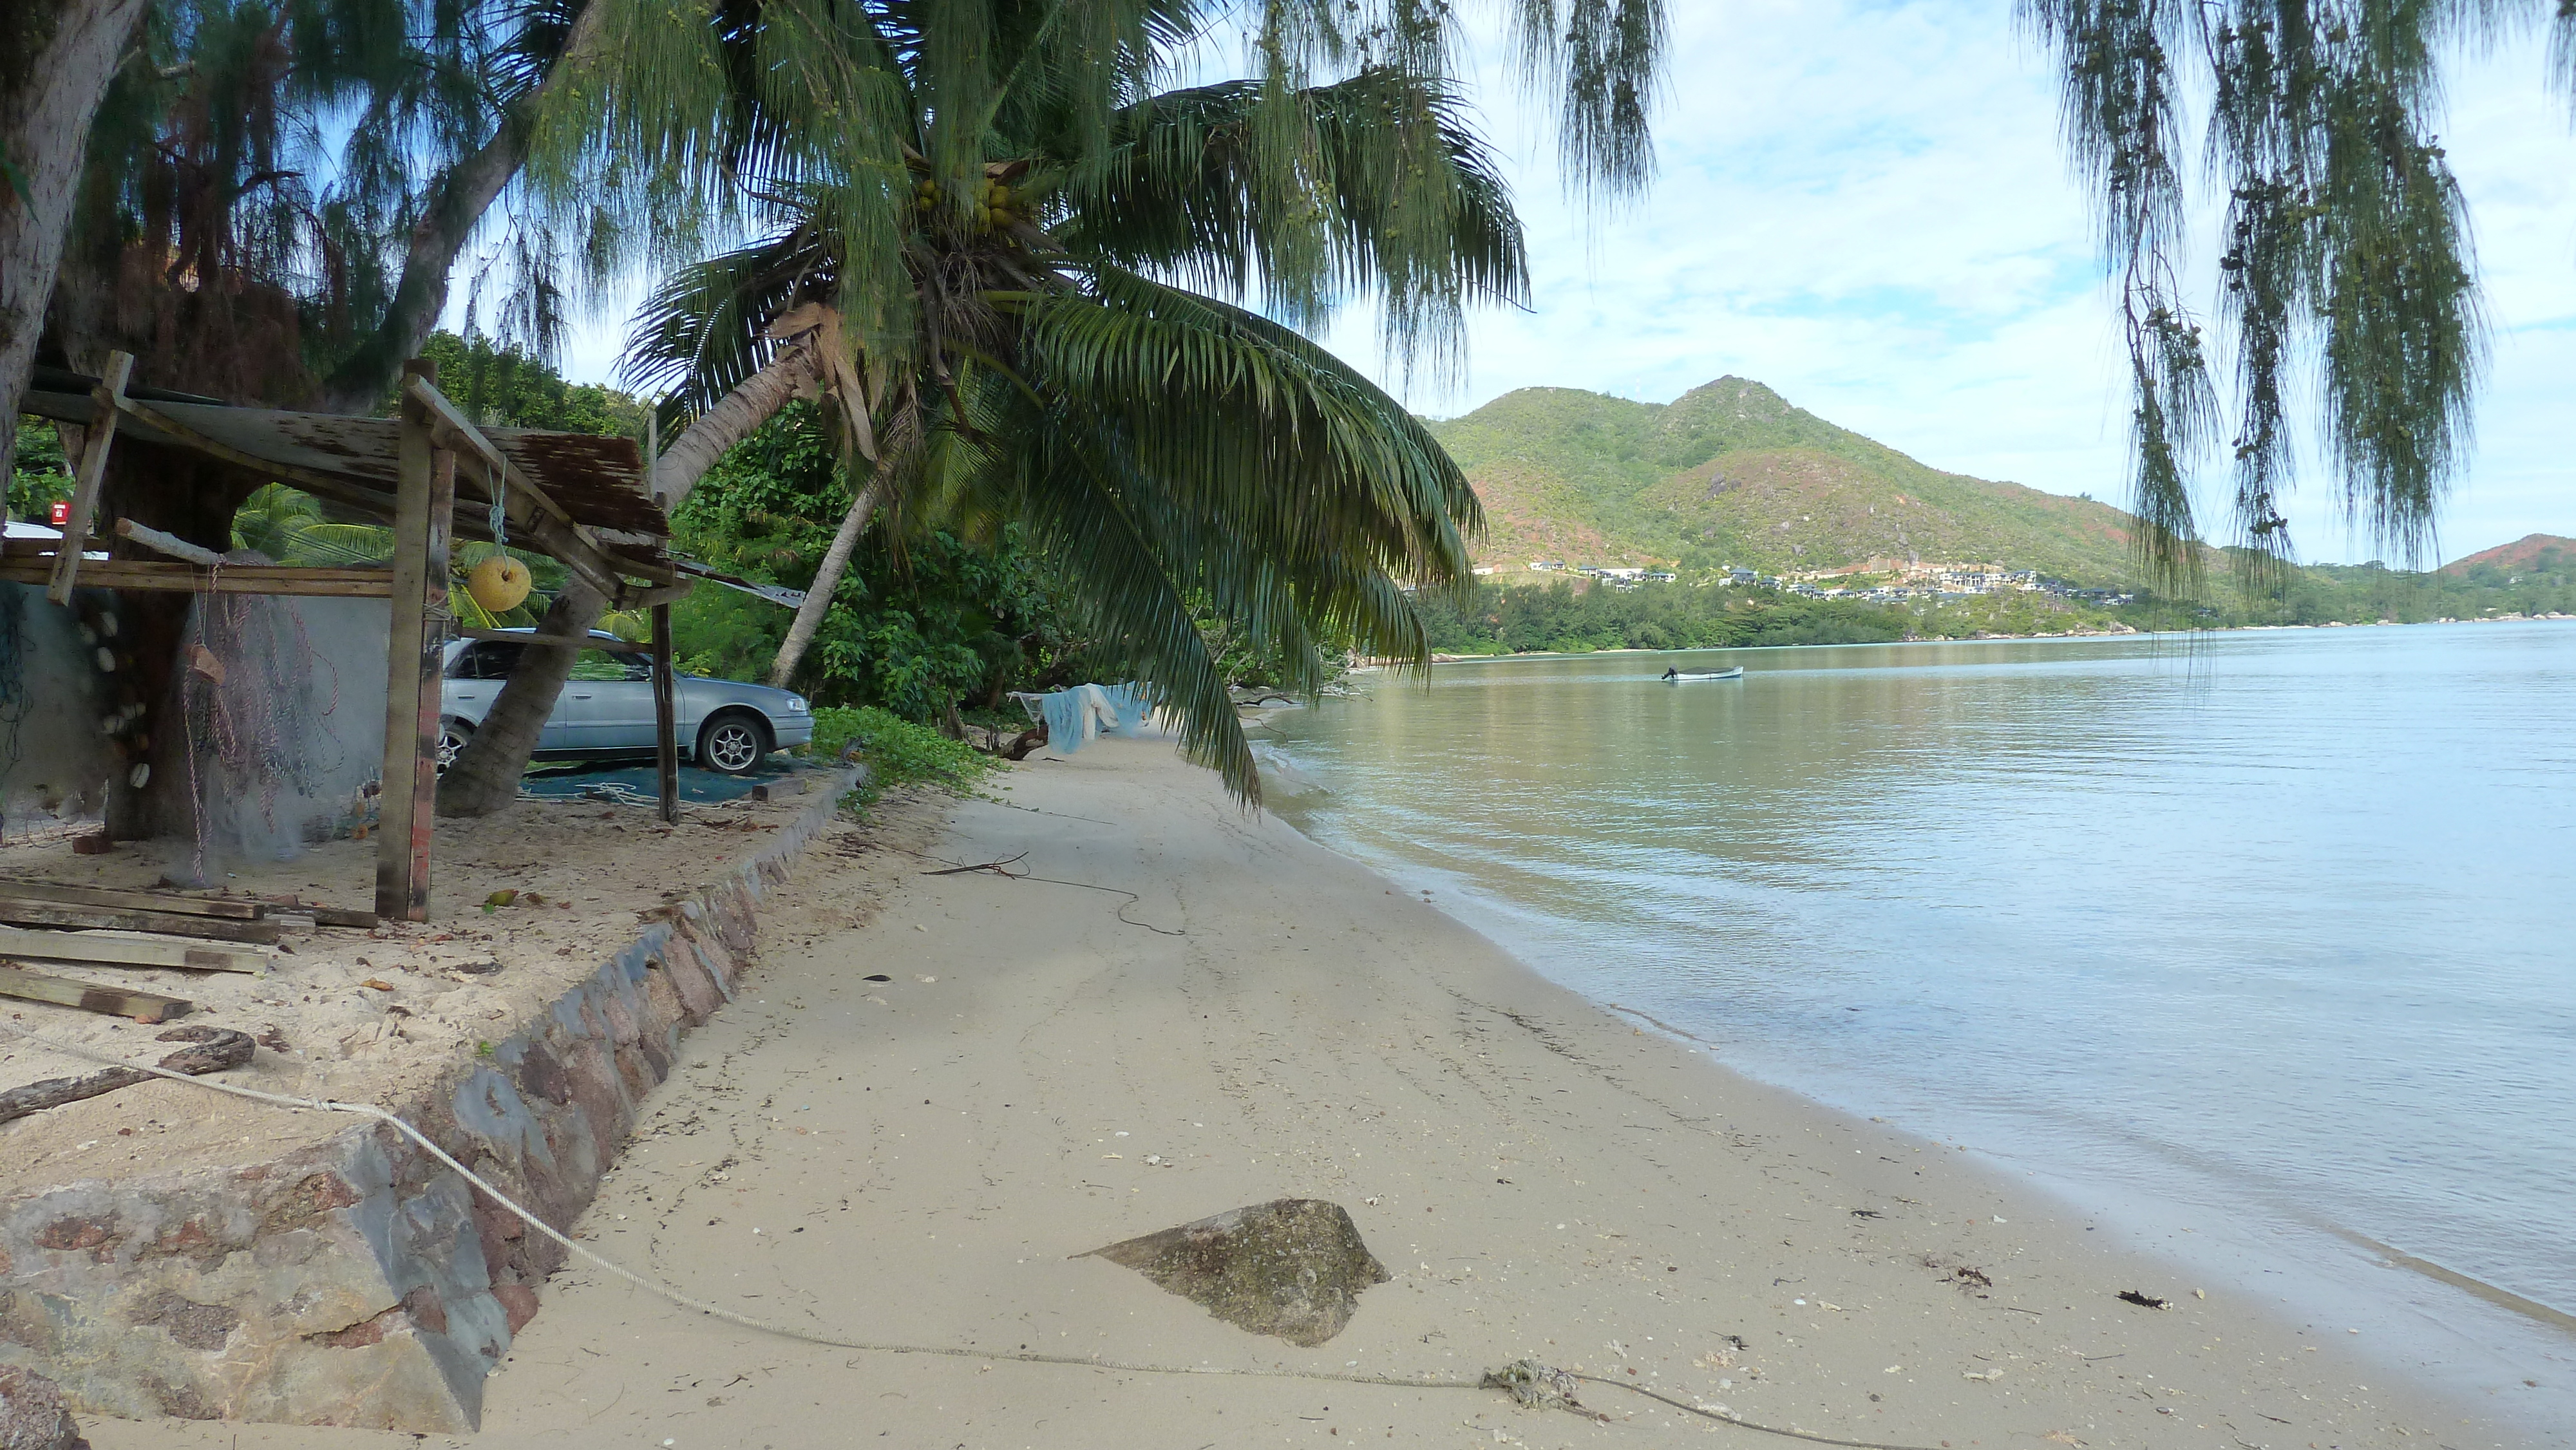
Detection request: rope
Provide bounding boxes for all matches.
[0,1019,1946,1450]
[886,843,1186,936]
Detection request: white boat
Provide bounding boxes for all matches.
[1660,667,1743,682]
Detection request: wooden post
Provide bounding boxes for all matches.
[652,602,679,824]
[48,352,133,604]
[377,361,454,922]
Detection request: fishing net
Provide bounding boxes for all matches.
[175,575,384,880]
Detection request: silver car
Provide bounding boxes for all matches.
[439,630,814,775]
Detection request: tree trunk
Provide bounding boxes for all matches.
[768,473,882,688]
[650,339,820,505]
[433,340,820,815]
[431,578,607,816]
[0,0,151,493]
[312,0,611,415]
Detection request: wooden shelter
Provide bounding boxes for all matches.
[6,353,688,921]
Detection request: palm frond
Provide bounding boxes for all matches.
[1060,69,1526,375]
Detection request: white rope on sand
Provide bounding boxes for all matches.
[0,1020,1944,1450]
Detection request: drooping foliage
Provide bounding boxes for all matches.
[49,0,595,406]
[2022,1,2573,585]
[544,0,1668,800]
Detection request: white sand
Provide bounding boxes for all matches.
[82,735,2540,1449]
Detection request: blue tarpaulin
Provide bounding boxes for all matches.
[1014,683,1153,755]
[518,756,801,805]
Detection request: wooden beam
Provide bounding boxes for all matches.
[653,602,679,824]
[0,898,281,943]
[48,352,133,603]
[0,880,263,920]
[0,964,191,1022]
[113,516,226,567]
[379,362,451,923]
[453,626,650,654]
[246,896,377,929]
[0,1027,254,1127]
[402,373,643,600]
[0,925,265,973]
[0,559,393,597]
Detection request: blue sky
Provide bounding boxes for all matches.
[547,1,2576,565]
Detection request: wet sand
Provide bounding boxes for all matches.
[81,733,2537,1449]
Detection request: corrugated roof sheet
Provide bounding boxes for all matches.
[22,388,667,543]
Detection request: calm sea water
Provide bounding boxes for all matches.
[1264,622,2576,1410]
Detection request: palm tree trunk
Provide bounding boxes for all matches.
[768,473,882,688]
[0,0,151,487]
[652,339,821,507]
[433,339,822,816]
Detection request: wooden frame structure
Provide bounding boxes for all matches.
[12,353,683,922]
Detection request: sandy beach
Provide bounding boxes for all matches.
[78,732,2539,1450]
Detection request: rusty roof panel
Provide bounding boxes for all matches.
[23,391,666,541]
[486,428,661,535]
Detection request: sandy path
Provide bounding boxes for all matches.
[86,735,2535,1449]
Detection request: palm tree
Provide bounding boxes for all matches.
[435,0,1668,813]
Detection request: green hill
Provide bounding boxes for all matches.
[1428,377,2143,583]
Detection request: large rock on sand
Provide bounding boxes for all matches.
[1081,1199,1388,1347]
[0,1366,89,1450]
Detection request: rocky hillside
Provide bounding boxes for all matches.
[1428,377,2143,583]
[2439,533,2574,576]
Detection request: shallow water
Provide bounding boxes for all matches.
[1265,621,2576,1409]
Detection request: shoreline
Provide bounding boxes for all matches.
[1396,611,2576,664]
[1249,678,2576,1445]
[81,735,2544,1448]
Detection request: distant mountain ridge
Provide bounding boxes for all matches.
[2441,534,2573,576]
[1426,377,2146,583]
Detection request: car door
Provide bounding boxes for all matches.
[556,646,658,751]
[443,641,573,749]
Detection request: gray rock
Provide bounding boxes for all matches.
[0,1365,89,1450]
[1081,1198,1388,1347]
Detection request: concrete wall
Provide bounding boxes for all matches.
[0,767,860,1431]
[0,581,115,833]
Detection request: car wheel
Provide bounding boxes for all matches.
[696,710,770,775]
[437,718,474,775]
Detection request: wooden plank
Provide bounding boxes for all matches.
[0,879,263,920]
[113,516,226,566]
[246,895,377,929]
[0,925,261,972]
[0,899,281,943]
[378,361,450,923]
[48,352,133,603]
[0,560,394,597]
[453,626,650,654]
[0,1026,254,1127]
[653,602,679,824]
[0,964,190,1022]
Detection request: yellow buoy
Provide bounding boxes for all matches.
[466,554,532,613]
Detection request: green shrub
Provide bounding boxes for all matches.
[806,706,1005,811]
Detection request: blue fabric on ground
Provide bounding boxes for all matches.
[519,756,799,805]
[1029,683,1153,755]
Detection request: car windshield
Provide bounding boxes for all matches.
[569,647,652,682]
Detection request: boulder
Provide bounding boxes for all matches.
[1081,1198,1388,1347]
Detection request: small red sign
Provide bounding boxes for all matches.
[50,501,71,526]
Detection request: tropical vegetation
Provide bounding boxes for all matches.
[433,0,1665,810]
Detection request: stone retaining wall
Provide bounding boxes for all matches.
[0,768,861,1431]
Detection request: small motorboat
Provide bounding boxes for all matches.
[1660,666,1744,682]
